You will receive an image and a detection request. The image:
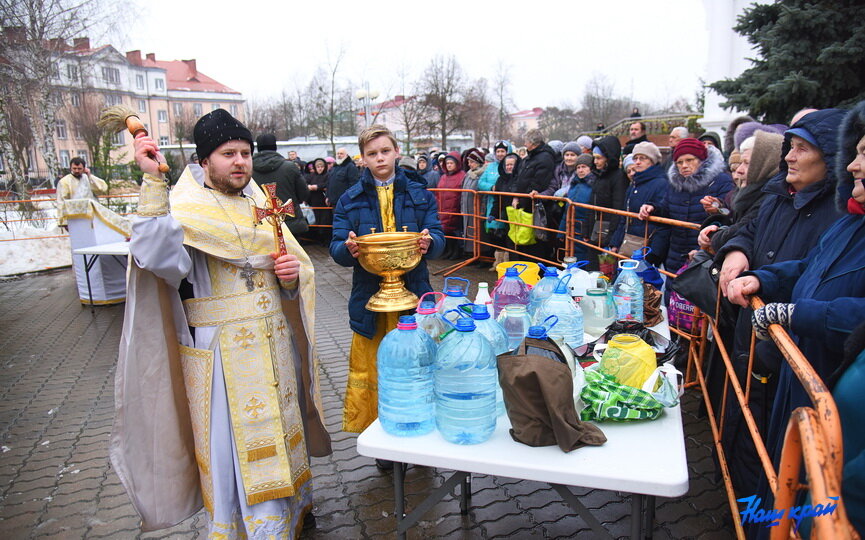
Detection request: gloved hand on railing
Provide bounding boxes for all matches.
[751,303,795,340]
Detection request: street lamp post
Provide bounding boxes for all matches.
[355,83,380,128]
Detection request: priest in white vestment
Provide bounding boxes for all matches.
[110,109,331,539]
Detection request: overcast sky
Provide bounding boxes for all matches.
[125,0,711,111]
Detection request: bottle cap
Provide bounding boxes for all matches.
[397,315,417,330]
[416,301,438,315]
[454,317,476,332]
[538,263,559,277]
[527,325,547,338]
[471,304,490,320]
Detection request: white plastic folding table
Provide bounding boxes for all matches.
[357,404,689,539]
[72,241,129,313]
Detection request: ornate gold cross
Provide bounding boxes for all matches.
[253,183,295,257]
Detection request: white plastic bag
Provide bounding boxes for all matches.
[641,363,683,407]
[300,202,316,225]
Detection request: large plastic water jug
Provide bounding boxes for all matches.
[415,291,447,343]
[533,274,584,350]
[377,315,437,436]
[463,303,509,417]
[496,304,533,351]
[579,282,616,337]
[561,257,592,300]
[435,309,497,444]
[441,277,471,317]
[612,259,644,322]
[527,263,560,317]
[632,247,664,290]
[492,263,531,318]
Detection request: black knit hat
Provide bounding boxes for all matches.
[194,109,253,161]
[256,133,277,152]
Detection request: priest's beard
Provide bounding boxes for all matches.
[206,169,251,195]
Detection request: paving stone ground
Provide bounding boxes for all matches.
[0,245,734,539]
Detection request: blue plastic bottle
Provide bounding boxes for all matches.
[435,310,497,444]
[527,263,560,317]
[492,264,531,319]
[441,277,471,316]
[463,303,509,417]
[415,291,447,343]
[612,259,644,322]
[533,274,584,350]
[377,315,437,436]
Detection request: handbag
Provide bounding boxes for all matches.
[619,233,644,258]
[669,249,736,325]
[506,206,537,246]
[590,221,609,245]
[533,200,548,242]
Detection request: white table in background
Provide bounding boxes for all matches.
[72,241,129,313]
[357,405,688,539]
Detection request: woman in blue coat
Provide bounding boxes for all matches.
[727,101,865,521]
[641,138,734,272]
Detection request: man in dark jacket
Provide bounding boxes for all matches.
[330,125,444,436]
[622,121,649,155]
[252,134,310,235]
[713,108,846,497]
[326,147,359,208]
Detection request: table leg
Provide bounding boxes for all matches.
[460,473,471,515]
[643,495,656,539]
[82,254,96,314]
[631,493,643,539]
[394,461,406,540]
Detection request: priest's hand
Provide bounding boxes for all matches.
[133,133,167,178]
[272,252,300,282]
[418,229,431,254]
[345,231,359,258]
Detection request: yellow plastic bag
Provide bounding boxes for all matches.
[506,206,537,246]
[598,333,656,389]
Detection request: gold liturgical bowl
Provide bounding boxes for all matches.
[355,227,426,312]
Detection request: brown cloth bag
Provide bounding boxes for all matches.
[642,282,664,327]
[498,338,607,452]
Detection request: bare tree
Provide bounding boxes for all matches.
[0,86,35,197]
[493,61,515,141]
[172,106,198,166]
[462,78,498,148]
[577,73,633,130]
[540,105,581,141]
[419,55,467,149]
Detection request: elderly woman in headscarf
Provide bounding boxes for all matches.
[639,138,734,271]
[459,148,487,259]
[306,157,330,243]
[436,151,465,259]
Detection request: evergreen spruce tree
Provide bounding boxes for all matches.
[710,1,865,123]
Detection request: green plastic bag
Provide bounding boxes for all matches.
[506,206,537,246]
[579,370,664,422]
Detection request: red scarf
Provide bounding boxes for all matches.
[847,197,865,215]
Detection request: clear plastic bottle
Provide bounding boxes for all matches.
[496,304,533,351]
[435,310,497,444]
[474,282,492,306]
[612,259,644,322]
[415,291,447,343]
[377,315,437,436]
[464,303,509,417]
[527,263,560,317]
[561,258,592,300]
[492,264,531,319]
[533,275,584,350]
[441,277,471,316]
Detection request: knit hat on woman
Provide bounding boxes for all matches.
[632,141,662,165]
[672,138,707,162]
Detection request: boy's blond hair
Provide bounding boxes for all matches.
[358,124,398,154]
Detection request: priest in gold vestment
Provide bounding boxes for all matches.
[110,109,331,539]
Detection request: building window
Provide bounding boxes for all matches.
[155,78,164,91]
[138,99,146,113]
[60,150,70,168]
[136,74,144,90]
[211,103,220,111]
[67,64,78,82]
[56,119,67,139]
[78,150,88,163]
[193,103,202,116]
[159,136,169,146]
[230,104,238,116]
[173,103,183,116]
[112,131,124,145]
[74,124,83,139]
[101,66,121,84]
[70,92,81,107]
[52,63,60,79]
[158,110,168,122]
[105,93,123,106]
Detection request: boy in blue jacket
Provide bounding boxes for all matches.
[329,125,445,434]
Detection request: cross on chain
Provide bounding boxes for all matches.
[253,183,295,258]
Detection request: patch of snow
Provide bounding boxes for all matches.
[0,225,71,276]
[1,446,9,453]
[40,440,50,446]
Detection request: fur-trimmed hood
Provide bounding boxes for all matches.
[836,101,865,212]
[666,144,727,193]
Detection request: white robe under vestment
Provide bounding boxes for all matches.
[110,165,331,539]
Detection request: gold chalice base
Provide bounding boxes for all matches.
[355,230,424,313]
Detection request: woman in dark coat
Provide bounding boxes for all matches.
[489,153,521,264]
[435,152,465,259]
[726,102,865,524]
[590,136,628,247]
[640,139,734,272]
[608,141,668,255]
[305,157,330,242]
